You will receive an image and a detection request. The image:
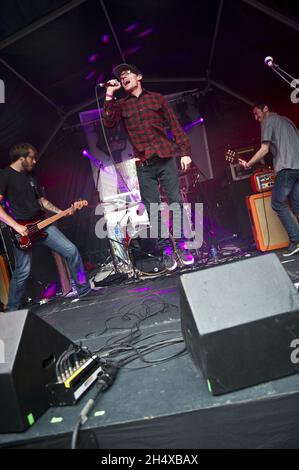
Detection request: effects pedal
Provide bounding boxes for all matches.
[251,170,275,193]
[46,354,104,406]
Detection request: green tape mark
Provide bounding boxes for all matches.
[27,413,35,426]
[50,417,64,424]
[94,410,106,417]
[207,380,212,393]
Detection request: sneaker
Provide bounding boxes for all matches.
[176,247,194,266]
[283,241,299,257]
[162,248,177,271]
[79,288,107,301]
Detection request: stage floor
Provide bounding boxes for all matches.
[1,250,299,449]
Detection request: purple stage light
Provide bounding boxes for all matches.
[85,71,96,80]
[88,54,97,63]
[154,289,177,295]
[77,271,87,284]
[82,149,106,172]
[164,246,173,256]
[96,72,104,84]
[102,34,109,44]
[124,23,139,33]
[128,287,152,293]
[137,28,153,38]
[184,118,204,132]
[124,46,142,55]
[41,282,57,300]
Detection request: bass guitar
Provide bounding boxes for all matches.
[10,200,88,250]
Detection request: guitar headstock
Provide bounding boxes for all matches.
[225,149,238,164]
[72,200,88,211]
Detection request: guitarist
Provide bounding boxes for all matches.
[0,142,103,311]
[239,103,299,257]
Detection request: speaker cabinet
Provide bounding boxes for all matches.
[0,310,74,432]
[247,191,291,251]
[180,253,299,395]
[225,179,253,241]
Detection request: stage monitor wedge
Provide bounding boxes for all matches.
[0,309,75,433]
[180,253,299,395]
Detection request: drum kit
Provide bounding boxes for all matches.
[95,162,237,282]
[105,209,169,278]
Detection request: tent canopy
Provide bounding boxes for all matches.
[0,0,298,163]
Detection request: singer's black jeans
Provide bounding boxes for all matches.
[136,156,190,252]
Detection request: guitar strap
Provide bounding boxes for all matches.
[28,177,43,200]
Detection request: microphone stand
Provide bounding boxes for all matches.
[267,62,298,88]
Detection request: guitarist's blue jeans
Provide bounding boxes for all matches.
[7,225,91,311]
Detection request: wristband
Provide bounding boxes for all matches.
[105,93,114,99]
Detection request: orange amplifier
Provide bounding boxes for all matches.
[0,255,10,307]
[246,191,290,252]
[251,170,275,193]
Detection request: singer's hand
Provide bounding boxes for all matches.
[106,80,121,95]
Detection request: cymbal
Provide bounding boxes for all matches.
[100,200,141,208]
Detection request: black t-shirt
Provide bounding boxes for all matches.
[0,167,44,220]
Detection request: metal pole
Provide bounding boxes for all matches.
[144,77,207,84]
[206,0,224,79]
[0,0,90,50]
[38,116,66,159]
[99,0,126,63]
[0,57,62,113]
[242,0,299,32]
[210,79,254,106]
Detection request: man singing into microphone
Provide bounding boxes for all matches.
[102,63,194,270]
[239,102,299,256]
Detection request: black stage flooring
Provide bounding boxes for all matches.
[1,250,299,449]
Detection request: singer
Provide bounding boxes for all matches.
[239,102,299,257]
[102,63,194,270]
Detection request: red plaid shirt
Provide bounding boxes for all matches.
[103,89,191,161]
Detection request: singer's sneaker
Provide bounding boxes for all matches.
[176,247,194,266]
[283,241,299,257]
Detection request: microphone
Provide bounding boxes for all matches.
[97,81,119,88]
[264,56,278,68]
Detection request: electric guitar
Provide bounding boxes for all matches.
[10,200,88,250]
[225,148,266,168]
